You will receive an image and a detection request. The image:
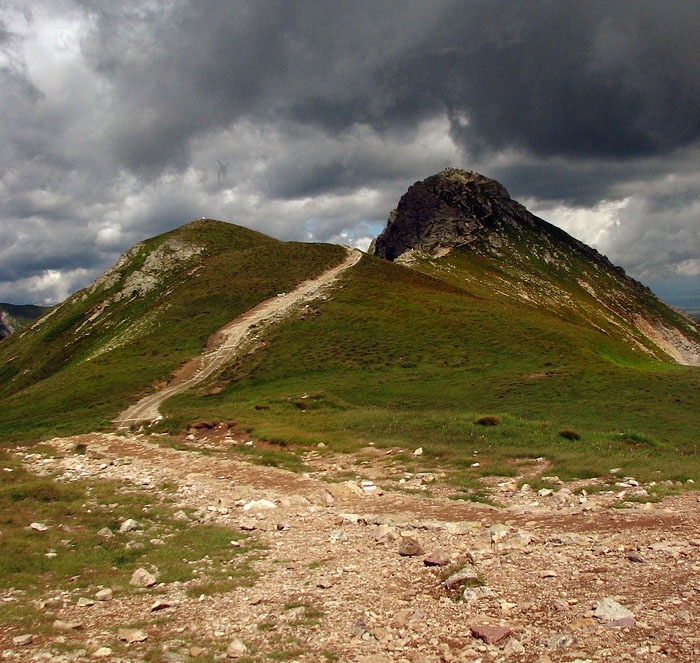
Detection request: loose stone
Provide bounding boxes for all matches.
[130,567,157,587]
[398,535,424,556]
[226,638,248,658]
[470,622,511,644]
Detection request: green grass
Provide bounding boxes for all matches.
[0,448,255,614]
[158,255,700,482]
[0,221,347,443]
[1,222,698,484]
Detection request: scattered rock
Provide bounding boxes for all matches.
[95,588,113,601]
[13,634,33,646]
[30,522,49,532]
[118,628,148,643]
[470,622,511,644]
[226,638,248,658]
[77,597,95,607]
[130,567,157,587]
[626,550,644,563]
[119,518,139,533]
[97,527,114,538]
[423,548,451,566]
[398,535,424,557]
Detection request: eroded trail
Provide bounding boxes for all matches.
[114,248,362,429]
[10,430,700,662]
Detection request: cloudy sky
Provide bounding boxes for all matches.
[1,1,699,314]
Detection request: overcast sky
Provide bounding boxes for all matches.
[1,1,699,312]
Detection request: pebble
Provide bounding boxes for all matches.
[30,522,49,532]
[12,634,33,646]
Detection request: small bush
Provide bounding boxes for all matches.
[558,429,581,440]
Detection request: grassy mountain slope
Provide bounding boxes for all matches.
[0,220,347,441]
[0,208,697,483]
[161,253,700,482]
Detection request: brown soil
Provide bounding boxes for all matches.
[4,428,699,662]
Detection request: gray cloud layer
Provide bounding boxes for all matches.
[1,1,698,307]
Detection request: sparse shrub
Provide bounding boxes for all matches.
[558,429,581,440]
[475,415,500,427]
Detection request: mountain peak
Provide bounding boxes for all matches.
[373,168,518,261]
[373,169,700,366]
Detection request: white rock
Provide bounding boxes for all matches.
[412,447,423,456]
[242,499,277,511]
[30,522,49,532]
[119,518,139,533]
[130,567,157,587]
[93,647,112,658]
[226,638,248,658]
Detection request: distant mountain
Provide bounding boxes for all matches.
[373,169,700,366]
[0,303,51,339]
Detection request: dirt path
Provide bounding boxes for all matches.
[114,248,362,429]
[9,430,700,662]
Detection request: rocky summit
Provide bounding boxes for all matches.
[373,169,700,366]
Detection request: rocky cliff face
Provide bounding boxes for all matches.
[0,312,12,340]
[373,169,700,366]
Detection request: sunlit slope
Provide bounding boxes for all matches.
[162,254,700,479]
[0,220,347,441]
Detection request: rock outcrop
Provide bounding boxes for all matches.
[372,169,700,366]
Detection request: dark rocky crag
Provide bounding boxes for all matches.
[373,169,700,366]
[0,304,50,340]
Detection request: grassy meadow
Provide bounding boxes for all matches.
[159,254,700,483]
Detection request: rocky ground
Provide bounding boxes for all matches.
[2,427,699,662]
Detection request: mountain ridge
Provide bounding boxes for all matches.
[0,178,698,462]
[373,168,700,366]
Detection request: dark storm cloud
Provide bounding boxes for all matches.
[75,0,700,182]
[1,1,699,305]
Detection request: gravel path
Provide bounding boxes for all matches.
[114,249,362,429]
[6,428,700,662]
